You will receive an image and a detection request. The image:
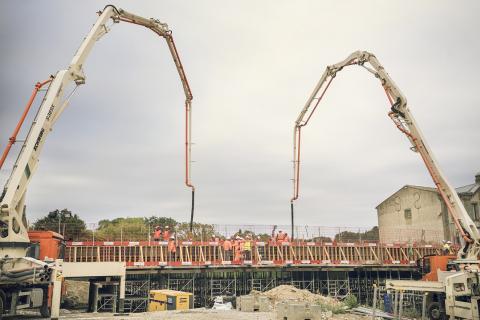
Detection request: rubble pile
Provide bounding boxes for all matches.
[251,285,344,311]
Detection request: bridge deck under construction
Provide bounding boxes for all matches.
[65,240,441,268]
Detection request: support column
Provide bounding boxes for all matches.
[398,290,404,320]
[394,290,399,318]
[9,291,18,316]
[51,259,63,319]
[421,293,427,320]
[92,283,100,313]
[118,275,126,313]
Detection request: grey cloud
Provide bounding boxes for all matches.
[1,1,479,229]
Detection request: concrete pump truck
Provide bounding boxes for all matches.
[290,51,480,320]
[0,5,195,318]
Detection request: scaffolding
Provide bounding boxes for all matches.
[119,266,418,312]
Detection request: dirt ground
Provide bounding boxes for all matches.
[60,309,273,319]
[59,309,369,320]
[14,309,370,320]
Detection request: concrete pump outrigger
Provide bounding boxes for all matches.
[290,51,480,319]
[0,5,194,318]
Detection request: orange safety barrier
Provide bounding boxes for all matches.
[65,240,443,268]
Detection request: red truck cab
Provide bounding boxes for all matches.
[27,230,65,261]
[421,254,456,281]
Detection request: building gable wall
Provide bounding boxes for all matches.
[377,187,445,243]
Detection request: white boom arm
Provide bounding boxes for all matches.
[291,51,479,260]
[0,6,195,258]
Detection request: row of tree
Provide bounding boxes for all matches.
[31,209,379,242]
[31,210,217,241]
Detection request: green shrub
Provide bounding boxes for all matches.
[343,294,358,308]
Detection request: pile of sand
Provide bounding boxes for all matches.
[252,285,342,308]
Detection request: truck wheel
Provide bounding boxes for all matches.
[0,295,3,319]
[428,302,445,320]
[40,303,50,318]
[0,289,5,319]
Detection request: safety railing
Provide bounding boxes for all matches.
[65,240,442,268]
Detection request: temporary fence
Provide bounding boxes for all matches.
[53,222,447,246]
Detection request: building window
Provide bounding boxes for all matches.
[473,203,479,221]
[404,208,412,224]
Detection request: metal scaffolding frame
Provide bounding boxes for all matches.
[118,267,418,312]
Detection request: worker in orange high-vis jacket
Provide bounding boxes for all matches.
[223,237,233,261]
[276,230,285,243]
[168,235,176,261]
[163,226,171,241]
[234,236,243,261]
[153,226,162,241]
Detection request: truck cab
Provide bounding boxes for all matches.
[0,231,64,318]
[27,230,65,261]
[420,254,457,281]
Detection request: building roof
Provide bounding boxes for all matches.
[456,183,480,195]
[375,185,438,209]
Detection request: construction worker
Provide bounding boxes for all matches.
[168,235,176,261]
[442,240,450,255]
[244,235,252,261]
[446,241,453,254]
[407,240,414,259]
[256,235,265,261]
[163,226,170,241]
[223,236,233,261]
[276,230,285,243]
[234,236,243,261]
[153,226,162,241]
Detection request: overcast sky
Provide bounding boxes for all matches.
[0,1,479,228]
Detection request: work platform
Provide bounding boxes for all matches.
[65,240,440,269]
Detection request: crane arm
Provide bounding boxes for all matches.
[0,5,195,256]
[291,51,479,259]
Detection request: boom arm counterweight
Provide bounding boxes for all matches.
[290,51,479,259]
[0,5,195,257]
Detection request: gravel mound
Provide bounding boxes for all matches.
[251,285,343,309]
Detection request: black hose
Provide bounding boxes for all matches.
[189,190,195,232]
[0,188,6,202]
[103,4,120,15]
[291,202,294,241]
[390,98,405,118]
[0,275,36,282]
[2,270,36,278]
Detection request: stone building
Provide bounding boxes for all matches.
[457,172,480,224]
[376,172,480,244]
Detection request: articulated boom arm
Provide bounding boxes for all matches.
[291,51,479,259]
[0,5,195,257]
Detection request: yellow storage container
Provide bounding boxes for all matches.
[148,289,193,311]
